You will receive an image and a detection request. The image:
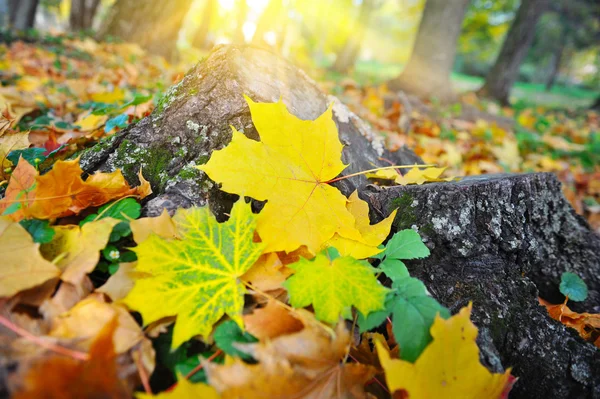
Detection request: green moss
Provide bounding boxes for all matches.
[177,166,201,180]
[112,139,172,191]
[196,155,210,165]
[390,193,417,231]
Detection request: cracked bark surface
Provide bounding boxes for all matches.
[362,173,600,398]
[79,45,600,397]
[79,44,421,219]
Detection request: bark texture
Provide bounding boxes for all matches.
[388,0,469,103]
[362,173,600,398]
[69,0,100,31]
[99,0,193,60]
[478,0,548,104]
[331,0,376,74]
[80,45,421,218]
[8,0,38,30]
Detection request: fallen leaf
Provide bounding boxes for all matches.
[0,216,60,297]
[13,317,131,399]
[123,200,265,349]
[130,208,178,244]
[136,377,220,399]
[97,262,149,302]
[40,218,120,286]
[75,111,108,132]
[206,313,376,398]
[539,298,600,345]
[0,157,37,220]
[0,158,150,221]
[243,299,304,340]
[241,252,293,292]
[284,247,388,324]
[377,304,512,398]
[323,190,397,258]
[49,295,149,356]
[0,131,29,179]
[199,96,364,254]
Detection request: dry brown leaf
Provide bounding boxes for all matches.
[96,262,148,301]
[206,311,377,398]
[0,217,60,298]
[539,298,600,345]
[40,218,120,286]
[241,252,293,292]
[39,279,94,321]
[243,299,304,340]
[13,317,131,399]
[129,208,178,244]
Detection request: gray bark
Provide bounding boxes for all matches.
[478,0,549,104]
[69,0,100,31]
[388,0,470,103]
[362,173,600,398]
[8,0,38,30]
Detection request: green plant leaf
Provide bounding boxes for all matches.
[382,229,430,260]
[7,148,47,166]
[390,277,450,363]
[122,200,265,349]
[284,249,388,324]
[559,272,588,302]
[213,320,258,360]
[378,258,410,282]
[19,219,55,244]
[80,198,141,226]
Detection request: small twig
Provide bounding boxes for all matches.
[0,314,89,361]
[343,312,359,363]
[559,296,569,322]
[133,349,152,395]
[325,164,435,184]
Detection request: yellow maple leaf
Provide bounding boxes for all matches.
[123,200,265,349]
[377,304,512,398]
[0,216,60,297]
[490,140,522,171]
[90,88,126,104]
[75,112,108,132]
[199,96,364,254]
[324,190,397,258]
[41,218,120,286]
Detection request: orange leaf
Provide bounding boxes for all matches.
[539,298,600,344]
[243,299,304,340]
[13,317,131,399]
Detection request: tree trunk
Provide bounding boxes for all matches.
[192,0,216,49]
[0,0,9,28]
[99,0,193,61]
[544,33,567,92]
[232,0,248,45]
[362,173,600,398]
[8,0,39,30]
[478,0,549,105]
[331,0,376,74]
[251,0,283,47]
[79,45,600,397]
[387,0,470,103]
[69,0,100,31]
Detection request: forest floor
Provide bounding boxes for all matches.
[1,32,598,235]
[1,32,599,398]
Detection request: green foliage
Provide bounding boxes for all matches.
[19,219,55,244]
[359,229,449,363]
[284,247,388,324]
[560,272,588,302]
[7,148,47,167]
[213,320,258,360]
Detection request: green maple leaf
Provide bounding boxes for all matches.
[284,247,388,324]
[122,200,265,349]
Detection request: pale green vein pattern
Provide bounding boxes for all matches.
[123,200,265,349]
[284,252,388,324]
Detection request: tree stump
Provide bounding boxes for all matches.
[363,173,600,398]
[81,45,600,398]
[80,45,421,218]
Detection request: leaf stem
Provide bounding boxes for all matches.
[0,314,89,361]
[325,164,436,184]
[133,348,152,395]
